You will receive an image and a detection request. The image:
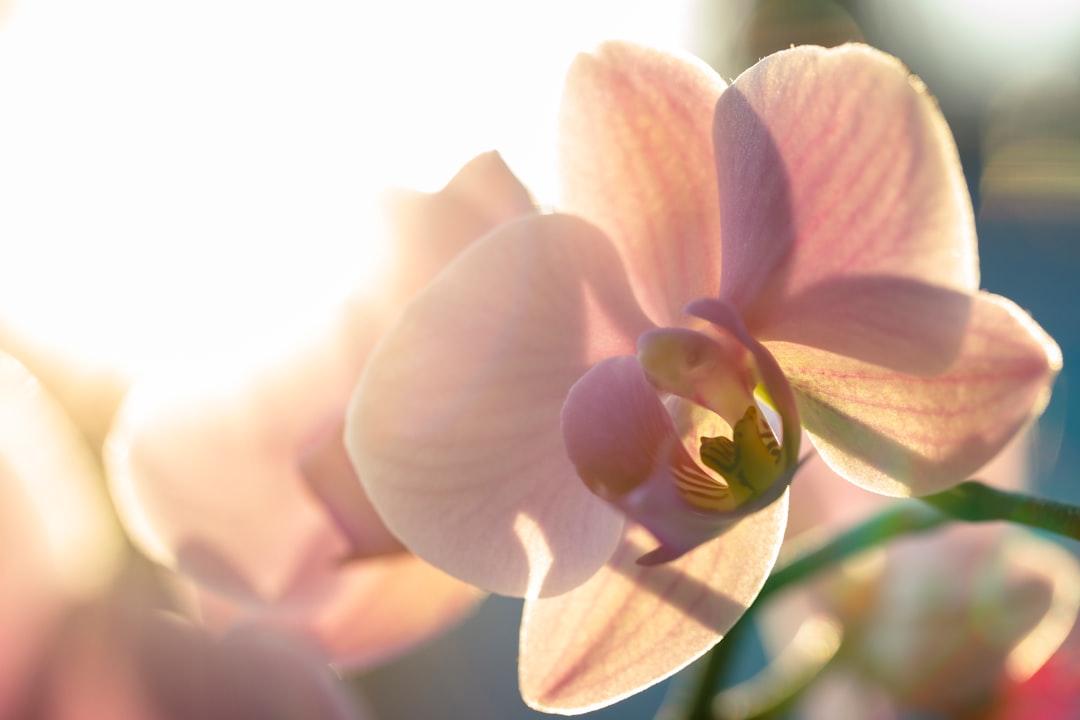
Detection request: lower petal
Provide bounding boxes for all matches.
[770,292,1061,496]
[519,499,788,713]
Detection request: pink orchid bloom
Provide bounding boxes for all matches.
[0,352,365,720]
[0,352,123,717]
[757,433,1080,720]
[768,439,1079,719]
[104,153,533,669]
[765,521,1080,720]
[345,42,1060,711]
[32,590,370,720]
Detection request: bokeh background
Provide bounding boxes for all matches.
[1,0,1078,718]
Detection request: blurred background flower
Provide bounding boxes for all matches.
[102,152,528,671]
[1,0,1078,718]
[751,433,1080,720]
[0,351,368,719]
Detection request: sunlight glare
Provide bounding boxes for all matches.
[0,0,695,375]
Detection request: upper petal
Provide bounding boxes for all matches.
[559,41,726,326]
[346,214,653,598]
[769,293,1060,496]
[714,44,979,327]
[519,500,788,713]
[378,151,536,320]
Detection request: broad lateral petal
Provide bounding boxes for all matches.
[714,44,979,324]
[346,214,654,598]
[560,41,726,326]
[519,499,788,714]
[769,293,1061,497]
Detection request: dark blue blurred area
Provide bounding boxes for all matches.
[352,2,1080,718]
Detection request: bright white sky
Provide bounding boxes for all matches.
[0,0,697,375]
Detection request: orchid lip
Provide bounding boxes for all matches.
[562,321,802,565]
[633,455,801,566]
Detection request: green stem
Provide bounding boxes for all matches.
[919,480,1080,540]
[759,501,948,603]
[667,481,1080,719]
[679,606,752,720]
[673,502,947,720]
[669,503,946,720]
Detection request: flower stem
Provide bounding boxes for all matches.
[675,603,751,720]
[675,502,947,720]
[759,501,948,602]
[671,481,1080,719]
[919,480,1080,540]
[673,500,954,720]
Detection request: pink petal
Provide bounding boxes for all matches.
[519,499,788,713]
[127,611,369,720]
[786,429,1033,541]
[768,293,1061,496]
[300,418,404,559]
[559,41,726,326]
[846,524,1079,712]
[346,214,654,598]
[106,314,365,602]
[198,552,484,671]
[714,44,979,335]
[113,370,484,672]
[379,151,536,319]
[0,354,123,600]
[753,276,974,376]
[0,320,129,452]
[0,354,125,718]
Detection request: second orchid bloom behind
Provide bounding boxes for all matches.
[345,41,1060,713]
[104,152,535,674]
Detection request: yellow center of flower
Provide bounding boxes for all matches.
[672,405,784,512]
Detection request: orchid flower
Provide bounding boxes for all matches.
[345,42,1061,712]
[0,351,365,720]
[104,152,533,669]
[32,588,370,720]
[762,521,1080,720]
[0,352,124,716]
[760,436,1080,719]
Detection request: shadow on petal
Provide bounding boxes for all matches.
[520,495,787,713]
[757,275,973,376]
[798,391,1025,498]
[713,78,795,321]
